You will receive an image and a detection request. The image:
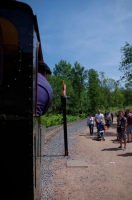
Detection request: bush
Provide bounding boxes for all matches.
[40,113,86,127]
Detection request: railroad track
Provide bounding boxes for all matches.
[42,119,87,144]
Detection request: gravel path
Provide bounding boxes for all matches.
[41,118,132,200]
[41,120,86,199]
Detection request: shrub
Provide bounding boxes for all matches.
[40,113,86,127]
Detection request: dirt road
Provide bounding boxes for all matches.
[45,117,132,200]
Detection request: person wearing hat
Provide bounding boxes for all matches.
[36,61,53,116]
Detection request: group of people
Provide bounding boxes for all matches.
[87,109,132,151]
[87,110,105,138]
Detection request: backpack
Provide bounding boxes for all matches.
[127,114,132,125]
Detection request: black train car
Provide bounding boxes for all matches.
[0,1,44,199]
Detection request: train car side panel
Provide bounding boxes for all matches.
[0,2,42,199]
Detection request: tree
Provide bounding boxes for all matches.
[87,69,101,114]
[119,42,132,84]
[53,60,72,78]
[70,62,88,114]
[102,77,117,109]
[47,59,130,117]
[47,75,62,114]
[121,86,132,107]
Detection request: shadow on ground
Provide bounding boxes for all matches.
[101,148,122,151]
[117,153,132,157]
[105,132,117,137]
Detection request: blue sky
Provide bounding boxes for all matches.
[21,0,132,81]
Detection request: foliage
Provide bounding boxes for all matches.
[119,42,132,84]
[41,114,86,128]
[53,60,72,78]
[87,69,101,114]
[70,62,88,115]
[44,51,132,127]
[40,114,63,127]
[119,87,132,107]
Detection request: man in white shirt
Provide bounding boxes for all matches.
[95,109,104,126]
[95,109,105,137]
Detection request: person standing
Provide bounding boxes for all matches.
[111,112,113,123]
[126,109,132,143]
[87,114,94,135]
[105,112,112,129]
[95,109,104,137]
[117,110,127,151]
[95,109,104,127]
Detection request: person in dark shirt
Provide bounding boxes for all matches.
[111,112,113,123]
[36,61,53,116]
[117,111,127,150]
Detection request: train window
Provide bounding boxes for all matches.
[0,17,19,89]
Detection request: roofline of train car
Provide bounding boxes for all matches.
[0,1,33,15]
[0,0,43,60]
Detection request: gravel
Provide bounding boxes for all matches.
[41,120,86,200]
